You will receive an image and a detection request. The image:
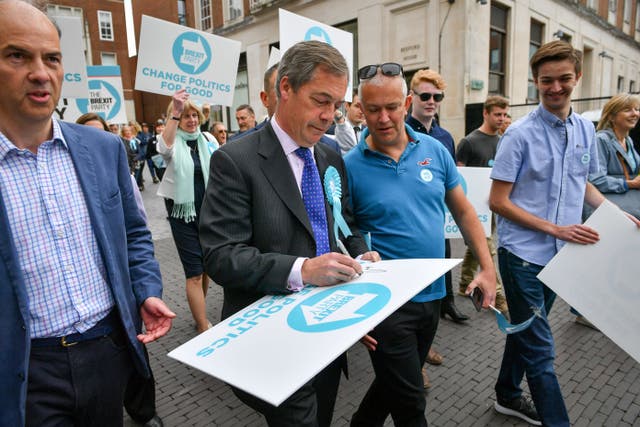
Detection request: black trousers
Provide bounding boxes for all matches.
[351,300,441,427]
[232,356,344,427]
[124,346,157,423]
[26,326,133,427]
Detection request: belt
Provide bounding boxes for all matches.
[31,310,119,348]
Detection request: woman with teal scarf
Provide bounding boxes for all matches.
[157,89,218,333]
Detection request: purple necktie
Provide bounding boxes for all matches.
[295,147,330,256]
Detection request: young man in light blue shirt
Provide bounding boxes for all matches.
[489,40,605,426]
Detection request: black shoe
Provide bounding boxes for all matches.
[440,298,469,323]
[152,177,159,184]
[494,395,541,426]
[142,414,164,427]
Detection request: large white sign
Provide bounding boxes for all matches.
[55,16,89,99]
[135,15,241,105]
[538,201,640,364]
[54,66,127,125]
[279,9,354,102]
[169,258,460,406]
[444,167,492,239]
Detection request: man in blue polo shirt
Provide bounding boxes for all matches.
[346,63,496,427]
[489,40,607,426]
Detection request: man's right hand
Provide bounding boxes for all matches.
[301,252,363,286]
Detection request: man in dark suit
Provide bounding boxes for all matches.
[0,2,174,425]
[199,40,379,427]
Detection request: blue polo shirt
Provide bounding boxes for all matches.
[491,104,599,266]
[345,124,460,302]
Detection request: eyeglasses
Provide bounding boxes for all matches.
[358,63,404,81]
[413,91,444,102]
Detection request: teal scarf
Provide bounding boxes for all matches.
[171,128,215,222]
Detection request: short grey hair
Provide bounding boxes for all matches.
[358,69,408,99]
[276,41,349,98]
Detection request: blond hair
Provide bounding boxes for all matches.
[597,93,640,131]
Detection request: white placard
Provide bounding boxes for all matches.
[135,15,241,105]
[279,9,354,102]
[169,258,460,406]
[538,200,640,363]
[445,167,492,239]
[54,66,127,125]
[55,16,89,98]
[267,46,280,70]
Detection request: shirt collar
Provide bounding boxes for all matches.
[537,103,575,127]
[0,118,67,161]
[271,114,315,157]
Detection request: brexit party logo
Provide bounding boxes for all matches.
[76,79,121,121]
[287,283,390,333]
[304,26,332,45]
[172,32,212,75]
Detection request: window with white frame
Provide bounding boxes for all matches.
[47,5,83,17]
[98,11,114,41]
[527,20,544,103]
[177,0,186,26]
[101,52,117,65]
[630,80,637,93]
[489,4,508,96]
[586,0,598,11]
[224,0,243,23]
[201,0,212,30]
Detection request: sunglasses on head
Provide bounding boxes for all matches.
[358,63,404,81]
[413,91,444,102]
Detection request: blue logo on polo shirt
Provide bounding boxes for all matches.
[287,283,390,333]
[304,26,332,45]
[172,32,212,74]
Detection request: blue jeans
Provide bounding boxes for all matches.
[495,248,569,427]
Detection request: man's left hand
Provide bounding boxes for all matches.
[137,297,176,343]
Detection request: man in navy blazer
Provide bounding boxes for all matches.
[0,2,174,426]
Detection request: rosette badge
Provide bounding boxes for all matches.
[323,166,352,243]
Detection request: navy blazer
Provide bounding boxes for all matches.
[0,121,163,426]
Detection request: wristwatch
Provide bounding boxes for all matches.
[171,116,181,121]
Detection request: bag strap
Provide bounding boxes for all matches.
[616,151,630,181]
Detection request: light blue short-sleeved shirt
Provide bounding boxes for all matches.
[345,124,460,302]
[490,104,599,266]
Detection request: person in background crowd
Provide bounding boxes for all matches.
[121,124,140,180]
[147,119,167,181]
[500,113,512,135]
[588,93,640,199]
[333,88,366,155]
[200,103,211,132]
[157,89,219,334]
[0,2,174,424]
[228,104,257,142]
[210,121,228,146]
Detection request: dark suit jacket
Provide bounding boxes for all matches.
[0,122,162,426]
[199,122,368,319]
